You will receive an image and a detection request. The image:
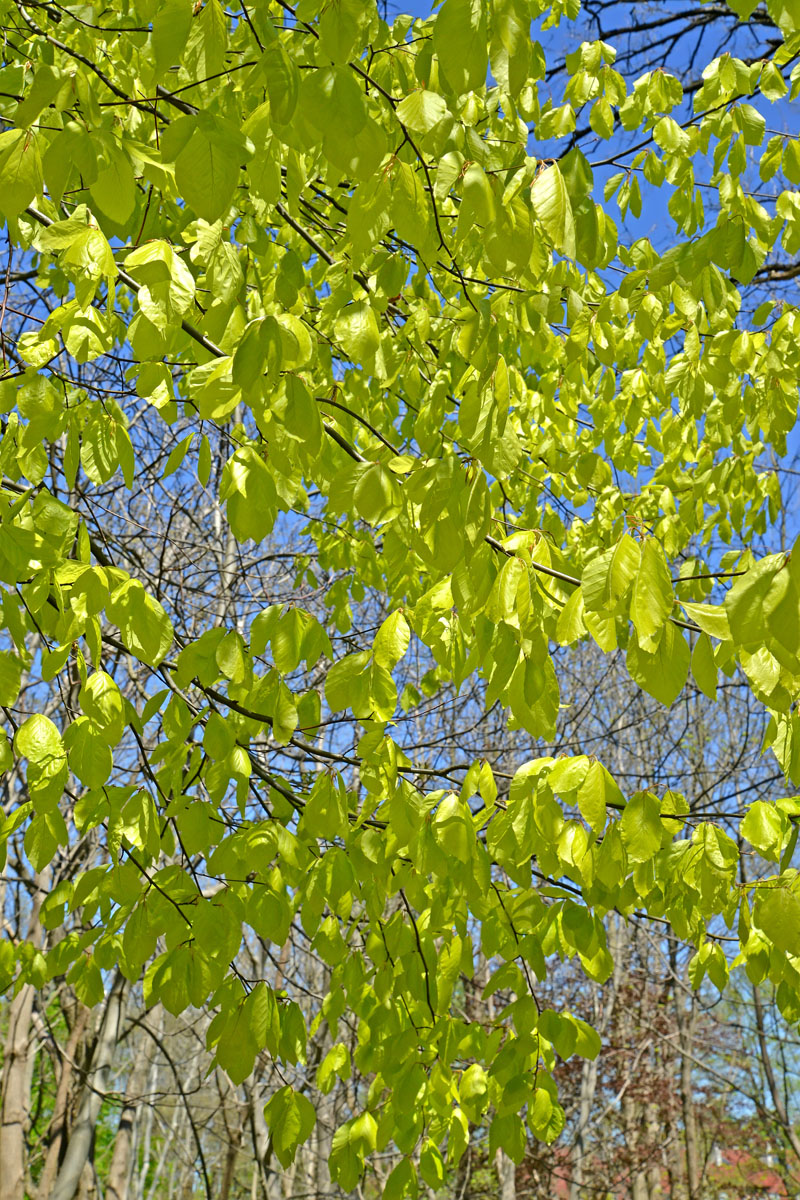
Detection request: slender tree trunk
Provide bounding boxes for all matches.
[569,1055,598,1200]
[675,986,700,1200]
[106,1025,151,1200]
[619,972,649,1200]
[77,1158,97,1200]
[645,1098,664,1200]
[50,970,128,1200]
[248,1082,272,1199]
[37,1002,92,1200]
[219,1119,243,1200]
[752,983,800,1162]
[138,1005,164,1200]
[482,948,516,1200]
[495,1148,516,1200]
[0,878,46,1200]
[0,983,36,1200]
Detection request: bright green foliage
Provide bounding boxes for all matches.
[2,0,800,1187]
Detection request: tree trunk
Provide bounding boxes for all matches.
[219,1119,243,1200]
[106,1024,151,1200]
[0,878,46,1200]
[495,1148,516,1200]
[569,1054,598,1200]
[752,982,800,1162]
[50,970,128,1200]
[0,983,37,1200]
[645,1099,664,1200]
[77,1158,97,1200]
[36,1002,92,1200]
[676,991,700,1199]
[138,1004,164,1200]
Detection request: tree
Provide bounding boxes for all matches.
[2,0,800,1194]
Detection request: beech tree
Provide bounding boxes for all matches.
[2,0,800,1195]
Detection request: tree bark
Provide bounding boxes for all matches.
[675,986,700,1200]
[106,1023,151,1200]
[50,970,128,1200]
[219,1119,243,1200]
[569,1054,599,1200]
[495,1148,516,1200]
[752,982,800,1162]
[36,1001,92,1200]
[0,877,46,1200]
[0,983,37,1200]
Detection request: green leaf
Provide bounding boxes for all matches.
[353,464,402,525]
[220,447,279,543]
[0,651,23,706]
[89,145,136,225]
[538,1008,600,1060]
[395,90,449,134]
[576,760,619,832]
[15,714,64,766]
[233,318,282,390]
[263,1086,316,1168]
[0,728,12,773]
[153,0,194,78]
[433,0,489,96]
[198,434,212,487]
[383,1158,416,1200]
[531,164,576,258]
[620,792,663,863]
[725,555,786,649]
[582,534,640,615]
[316,1043,351,1094]
[556,588,587,644]
[24,811,67,871]
[330,1112,377,1190]
[325,651,370,713]
[691,632,717,701]
[419,1140,446,1187]
[755,886,800,955]
[627,623,689,706]
[300,773,348,840]
[766,0,799,33]
[80,671,125,744]
[64,718,113,788]
[528,1083,565,1144]
[162,434,193,480]
[631,538,673,646]
[125,240,195,328]
[741,801,786,862]
[13,65,64,129]
[335,302,381,365]
[373,611,410,669]
[681,601,730,641]
[433,793,473,864]
[191,0,228,76]
[0,129,43,217]
[107,580,174,667]
[212,982,280,1083]
[175,127,239,223]
[260,38,299,124]
[459,1062,489,1121]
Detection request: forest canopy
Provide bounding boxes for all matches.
[2,0,800,1196]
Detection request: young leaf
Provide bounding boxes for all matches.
[531,164,576,257]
